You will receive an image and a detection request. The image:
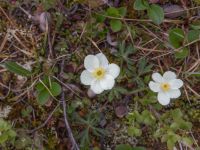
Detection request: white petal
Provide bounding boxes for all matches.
[169,79,183,89]
[91,80,104,94]
[84,55,99,72]
[163,71,177,81]
[96,53,109,68]
[157,92,170,105]
[80,70,95,85]
[152,72,164,83]
[149,81,161,92]
[100,75,115,90]
[168,89,181,98]
[107,64,120,78]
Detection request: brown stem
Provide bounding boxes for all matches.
[60,59,80,150]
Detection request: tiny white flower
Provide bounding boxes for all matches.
[80,53,120,94]
[149,71,183,105]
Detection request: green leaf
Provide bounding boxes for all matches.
[0,133,8,144]
[182,137,193,146]
[95,14,106,23]
[110,20,122,32]
[35,82,45,92]
[142,110,155,125]
[21,106,33,117]
[127,126,142,137]
[167,139,176,150]
[134,0,149,10]
[170,122,179,131]
[171,108,183,120]
[147,4,164,25]
[107,7,119,17]
[7,130,16,137]
[49,82,62,96]
[4,61,32,77]
[167,133,180,150]
[118,7,127,17]
[37,90,50,105]
[178,120,192,130]
[187,30,200,42]
[175,48,189,59]
[188,72,200,77]
[115,144,132,150]
[190,21,200,30]
[169,28,185,48]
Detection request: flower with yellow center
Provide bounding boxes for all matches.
[160,83,170,92]
[149,71,183,105]
[80,53,120,94]
[92,67,106,79]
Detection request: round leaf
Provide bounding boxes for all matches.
[110,20,122,32]
[134,0,149,10]
[50,82,62,96]
[147,4,164,25]
[107,7,119,17]
[118,7,127,17]
[169,28,185,48]
[187,30,200,42]
[175,48,189,59]
[37,90,50,105]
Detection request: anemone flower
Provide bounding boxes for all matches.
[149,71,183,105]
[81,53,120,94]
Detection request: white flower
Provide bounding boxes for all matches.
[149,71,183,105]
[80,53,120,94]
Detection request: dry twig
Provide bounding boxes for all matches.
[60,59,80,150]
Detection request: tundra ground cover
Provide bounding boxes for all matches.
[0,0,200,150]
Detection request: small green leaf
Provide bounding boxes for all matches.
[171,108,183,120]
[178,120,192,130]
[167,139,176,150]
[107,7,119,17]
[118,7,127,17]
[134,0,149,10]
[187,30,200,42]
[37,90,50,105]
[170,122,179,131]
[0,133,8,144]
[127,126,142,137]
[35,82,45,92]
[115,144,132,150]
[49,82,62,96]
[175,48,189,59]
[169,28,185,48]
[190,21,200,30]
[147,4,164,25]
[95,14,106,23]
[4,61,32,77]
[188,72,200,77]
[167,133,180,150]
[110,20,122,32]
[7,130,16,137]
[182,137,193,146]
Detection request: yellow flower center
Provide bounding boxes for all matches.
[92,67,106,79]
[161,83,170,92]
